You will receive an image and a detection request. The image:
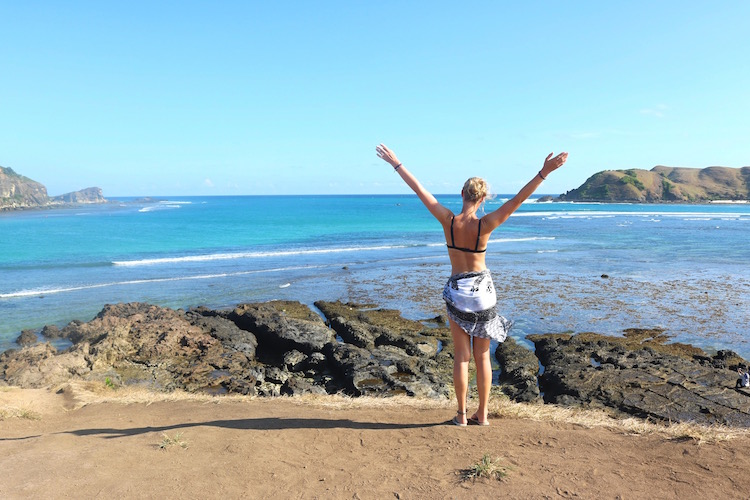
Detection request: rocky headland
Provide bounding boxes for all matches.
[559,165,750,202]
[0,166,106,211]
[3,300,750,427]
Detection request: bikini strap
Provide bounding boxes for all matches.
[475,219,482,251]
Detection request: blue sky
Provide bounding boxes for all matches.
[1,1,748,196]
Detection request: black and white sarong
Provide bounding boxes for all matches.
[443,269,511,342]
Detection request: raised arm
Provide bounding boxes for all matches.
[376,143,452,223]
[483,152,568,231]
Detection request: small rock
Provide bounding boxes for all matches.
[16,329,38,346]
[41,325,62,339]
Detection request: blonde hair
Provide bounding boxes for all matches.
[462,177,489,202]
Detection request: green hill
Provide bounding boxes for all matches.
[559,166,750,202]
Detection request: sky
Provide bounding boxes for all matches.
[1,1,748,197]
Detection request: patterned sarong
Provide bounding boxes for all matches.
[442,269,511,341]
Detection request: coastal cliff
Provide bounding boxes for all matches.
[0,166,106,211]
[0,167,49,209]
[559,166,750,202]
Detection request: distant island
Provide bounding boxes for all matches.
[558,166,750,203]
[0,166,106,211]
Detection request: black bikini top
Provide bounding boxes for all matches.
[446,216,486,253]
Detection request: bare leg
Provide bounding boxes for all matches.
[449,318,471,425]
[472,337,492,423]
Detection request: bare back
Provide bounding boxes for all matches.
[442,214,490,275]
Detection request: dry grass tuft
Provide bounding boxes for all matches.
[287,392,453,411]
[53,380,256,409]
[486,397,747,444]
[460,454,511,482]
[0,406,41,421]
[6,381,746,444]
[159,432,188,450]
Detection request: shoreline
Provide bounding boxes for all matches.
[4,263,750,360]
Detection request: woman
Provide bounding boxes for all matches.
[376,143,568,426]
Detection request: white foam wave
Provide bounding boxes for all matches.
[139,204,183,213]
[485,197,538,206]
[488,236,555,244]
[115,236,559,268]
[0,265,325,299]
[113,245,408,267]
[425,236,555,248]
[137,200,192,212]
[514,210,750,218]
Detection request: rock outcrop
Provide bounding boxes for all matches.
[495,337,541,403]
[4,301,750,427]
[529,329,750,426]
[314,300,454,397]
[51,187,106,204]
[0,166,106,211]
[559,166,750,202]
[15,330,38,347]
[0,301,456,398]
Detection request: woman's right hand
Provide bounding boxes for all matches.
[376,143,401,168]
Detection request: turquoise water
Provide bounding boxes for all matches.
[2,195,749,356]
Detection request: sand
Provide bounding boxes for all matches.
[2,386,750,499]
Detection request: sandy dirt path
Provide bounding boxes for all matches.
[2,388,749,499]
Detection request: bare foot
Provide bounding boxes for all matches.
[452,411,468,426]
[468,413,490,426]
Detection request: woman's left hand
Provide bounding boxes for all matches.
[376,143,401,168]
[541,152,568,177]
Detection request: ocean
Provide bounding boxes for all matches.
[2,195,749,358]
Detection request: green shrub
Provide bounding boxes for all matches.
[620,174,645,190]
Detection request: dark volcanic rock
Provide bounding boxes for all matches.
[529,330,750,426]
[495,337,541,402]
[16,329,38,346]
[326,315,377,349]
[9,298,750,427]
[40,325,62,339]
[188,308,258,358]
[316,301,453,398]
[1,343,89,387]
[2,300,457,399]
[228,301,335,361]
[2,303,261,394]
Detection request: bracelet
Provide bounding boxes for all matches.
[394,163,402,172]
[537,170,546,181]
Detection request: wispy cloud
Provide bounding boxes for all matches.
[568,132,600,140]
[557,129,638,140]
[203,178,214,188]
[640,104,668,118]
